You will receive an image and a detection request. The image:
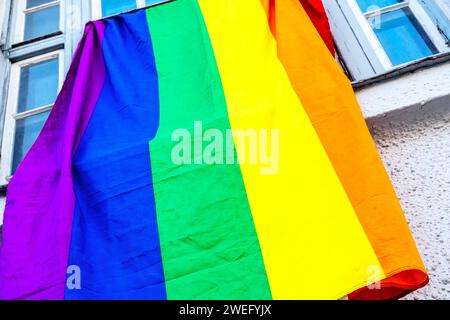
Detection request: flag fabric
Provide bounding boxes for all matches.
[0,0,427,300]
[261,0,428,299]
[299,0,335,54]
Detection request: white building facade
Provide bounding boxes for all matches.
[0,0,449,299]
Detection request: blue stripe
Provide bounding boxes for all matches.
[65,11,166,299]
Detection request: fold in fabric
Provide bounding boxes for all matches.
[65,11,166,300]
[0,21,106,300]
[299,0,335,54]
[260,0,428,299]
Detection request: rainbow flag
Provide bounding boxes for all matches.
[0,0,427,300]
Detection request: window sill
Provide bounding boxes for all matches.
[7,32,64,62]
[352,52,450,90]
[354,55,450,120]
[11,31,63,49]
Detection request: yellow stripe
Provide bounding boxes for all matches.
[198,0,384,299]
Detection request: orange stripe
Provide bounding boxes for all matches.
[260,0,428,299]
[199,0,383,299]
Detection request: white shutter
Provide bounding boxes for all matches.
[0,0,10,46]
[323,0,378,80]
[434,0,450,17]
[420,0,450,44]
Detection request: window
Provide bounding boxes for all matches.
[0,0,69,185]
[358,0,439,66]
[91,0,165,19]
[1,0,169,187]
[0,51,63,183]
[324,0,450,80]
[14,0,62,43]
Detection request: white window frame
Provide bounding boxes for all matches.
[0,50,64,185]
[0,1,6,46]
[0,2,4,27]
[13,0,64,44]
[347,0,450,70]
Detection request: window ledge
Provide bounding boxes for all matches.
[355,57,450,120]
[352,52,450,90]
[7,33,64,62]
[11,31,63,49]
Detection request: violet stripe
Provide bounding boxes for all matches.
[0,21,106,300]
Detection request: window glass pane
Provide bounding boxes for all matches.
[12,111,51,173]
[17,58,59,113]
[371,8,439,66]
[101,0,137,17]
[27,0,54,9]
[356,0,404,12]
[24,5,60,40]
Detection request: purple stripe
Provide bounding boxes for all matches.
[0,21,106,300]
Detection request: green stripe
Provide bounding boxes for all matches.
[146,0,271,300]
